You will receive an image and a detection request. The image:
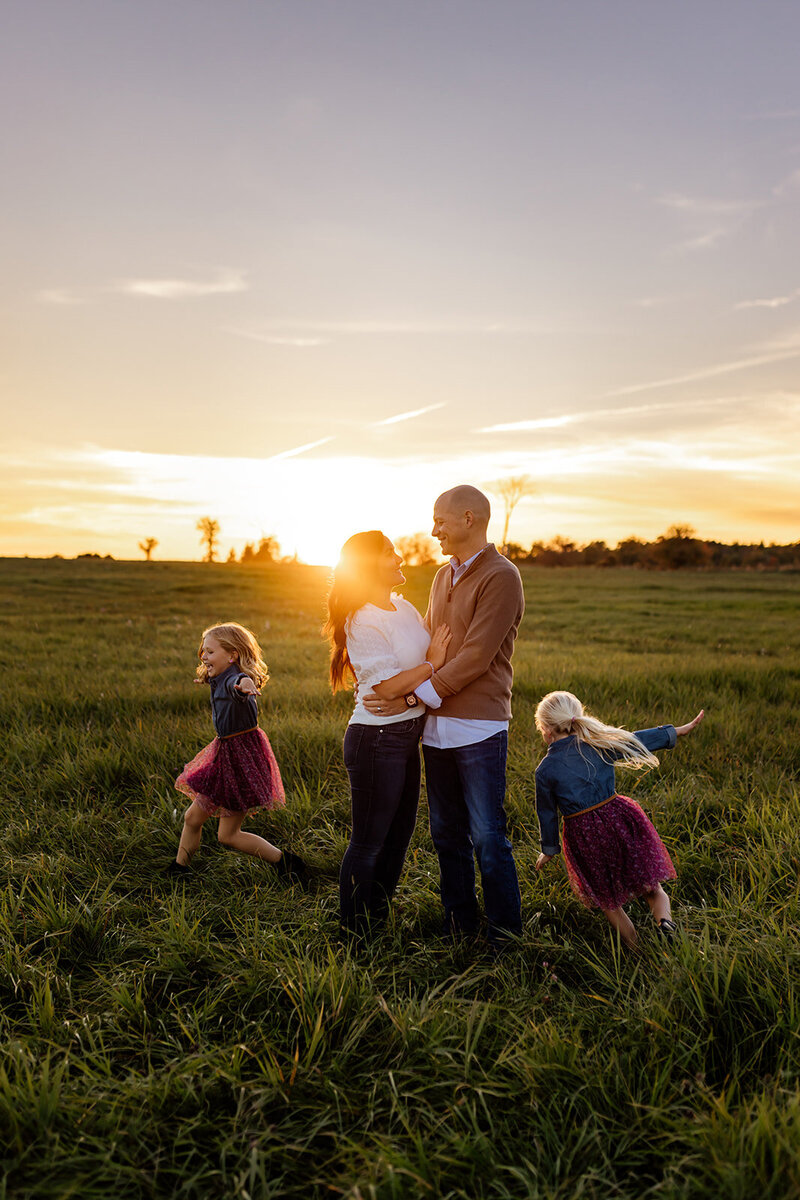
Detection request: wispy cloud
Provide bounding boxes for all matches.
[744,109,800,121]
[118,269,247,299]
[479,415,574,433]
[773,169,800,199]
[478,391,800,439]
[657,193,755,216]
[267,437,335,461]
[597,346,800,399]
[258,337,328,347]
[635,296,672,309]
[374,404,446,427]
[225,328,330,347]
[735,289,800,311]
[36,288,84,305]
[678,227,732,252]
[656,191,760,255]
[478,396,731,436]
[229,317,558,342]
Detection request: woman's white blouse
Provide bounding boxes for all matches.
[346,596,430,725]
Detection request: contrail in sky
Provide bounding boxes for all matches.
[597,347,800,399]
[374,403,446,426]
[268,437,335,461]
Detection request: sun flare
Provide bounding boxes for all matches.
[90,448,463,566]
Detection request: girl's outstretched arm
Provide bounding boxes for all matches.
[675,709,704,736]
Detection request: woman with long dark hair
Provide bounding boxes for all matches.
[324,530,450,939]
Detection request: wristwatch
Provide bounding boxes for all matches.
[404,693,419,708]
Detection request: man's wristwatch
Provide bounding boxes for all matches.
[404,693,419,708]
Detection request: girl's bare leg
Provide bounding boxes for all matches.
[176,801,211,865]
[644,885,672,923]
[602,906,638,949]
[217,813,282,863]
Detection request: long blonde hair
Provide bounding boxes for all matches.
[535,691,659,769]
[195,622,270,690]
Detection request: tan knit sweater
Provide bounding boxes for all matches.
[424,544,524,720]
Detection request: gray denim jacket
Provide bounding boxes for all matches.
[208,662,258,739]
[535,725,677,855]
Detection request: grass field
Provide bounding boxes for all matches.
[1,558,799,1199]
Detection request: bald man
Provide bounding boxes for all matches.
[364,485,524,949]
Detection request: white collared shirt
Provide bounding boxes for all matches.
[415,546,509,749]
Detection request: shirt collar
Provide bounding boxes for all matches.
[209,662,241,689]
[450,544,489,581]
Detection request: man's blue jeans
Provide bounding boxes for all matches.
[423,731,522,943]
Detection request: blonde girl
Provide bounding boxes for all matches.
[168,622,305,880]
[534,690,703,947]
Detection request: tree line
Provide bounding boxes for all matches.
[132,522,287,564]
[504,525,800,570]
[195,519,287,564]
[376,526,800,571]
[129,517,798,571]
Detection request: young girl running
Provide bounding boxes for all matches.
[168,622,305,881]
[534,691,703,947]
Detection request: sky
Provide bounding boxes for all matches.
[2,0,799,565]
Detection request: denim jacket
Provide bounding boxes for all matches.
[535,725,677,855]
[208,662,258,739]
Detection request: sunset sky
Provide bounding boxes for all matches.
[2,0,799,565]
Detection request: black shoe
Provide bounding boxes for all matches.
[657,918,677,942]
[274,850,307,883]
[167,861,190,876]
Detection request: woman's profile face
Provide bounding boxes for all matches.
[377,536,405,588]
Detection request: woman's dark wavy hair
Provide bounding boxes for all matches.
[323,530,388,692]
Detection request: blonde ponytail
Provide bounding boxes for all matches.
[535,691,659,769]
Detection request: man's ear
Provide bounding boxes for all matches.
[464,509,474,527]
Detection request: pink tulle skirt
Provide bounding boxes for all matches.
[175,728,285,817]
[562,793,676,910]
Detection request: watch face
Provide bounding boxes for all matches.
[405,693,418,707]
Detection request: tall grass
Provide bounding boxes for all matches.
[0,558,798,1197]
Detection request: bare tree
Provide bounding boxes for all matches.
[654,524,708,569]
[196,516,220,563]
[253,535,280,563]
[239,536,281,565]
[663,523,697,540]
[394,533,441,566]
[488,475,536,553]
[138,537,158,562]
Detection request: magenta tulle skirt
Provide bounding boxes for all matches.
[562,794,676,911]
[175,728,286,817]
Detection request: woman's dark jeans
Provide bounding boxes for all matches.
[340,716,424,935]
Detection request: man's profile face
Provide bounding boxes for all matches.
[432,500,468,558]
